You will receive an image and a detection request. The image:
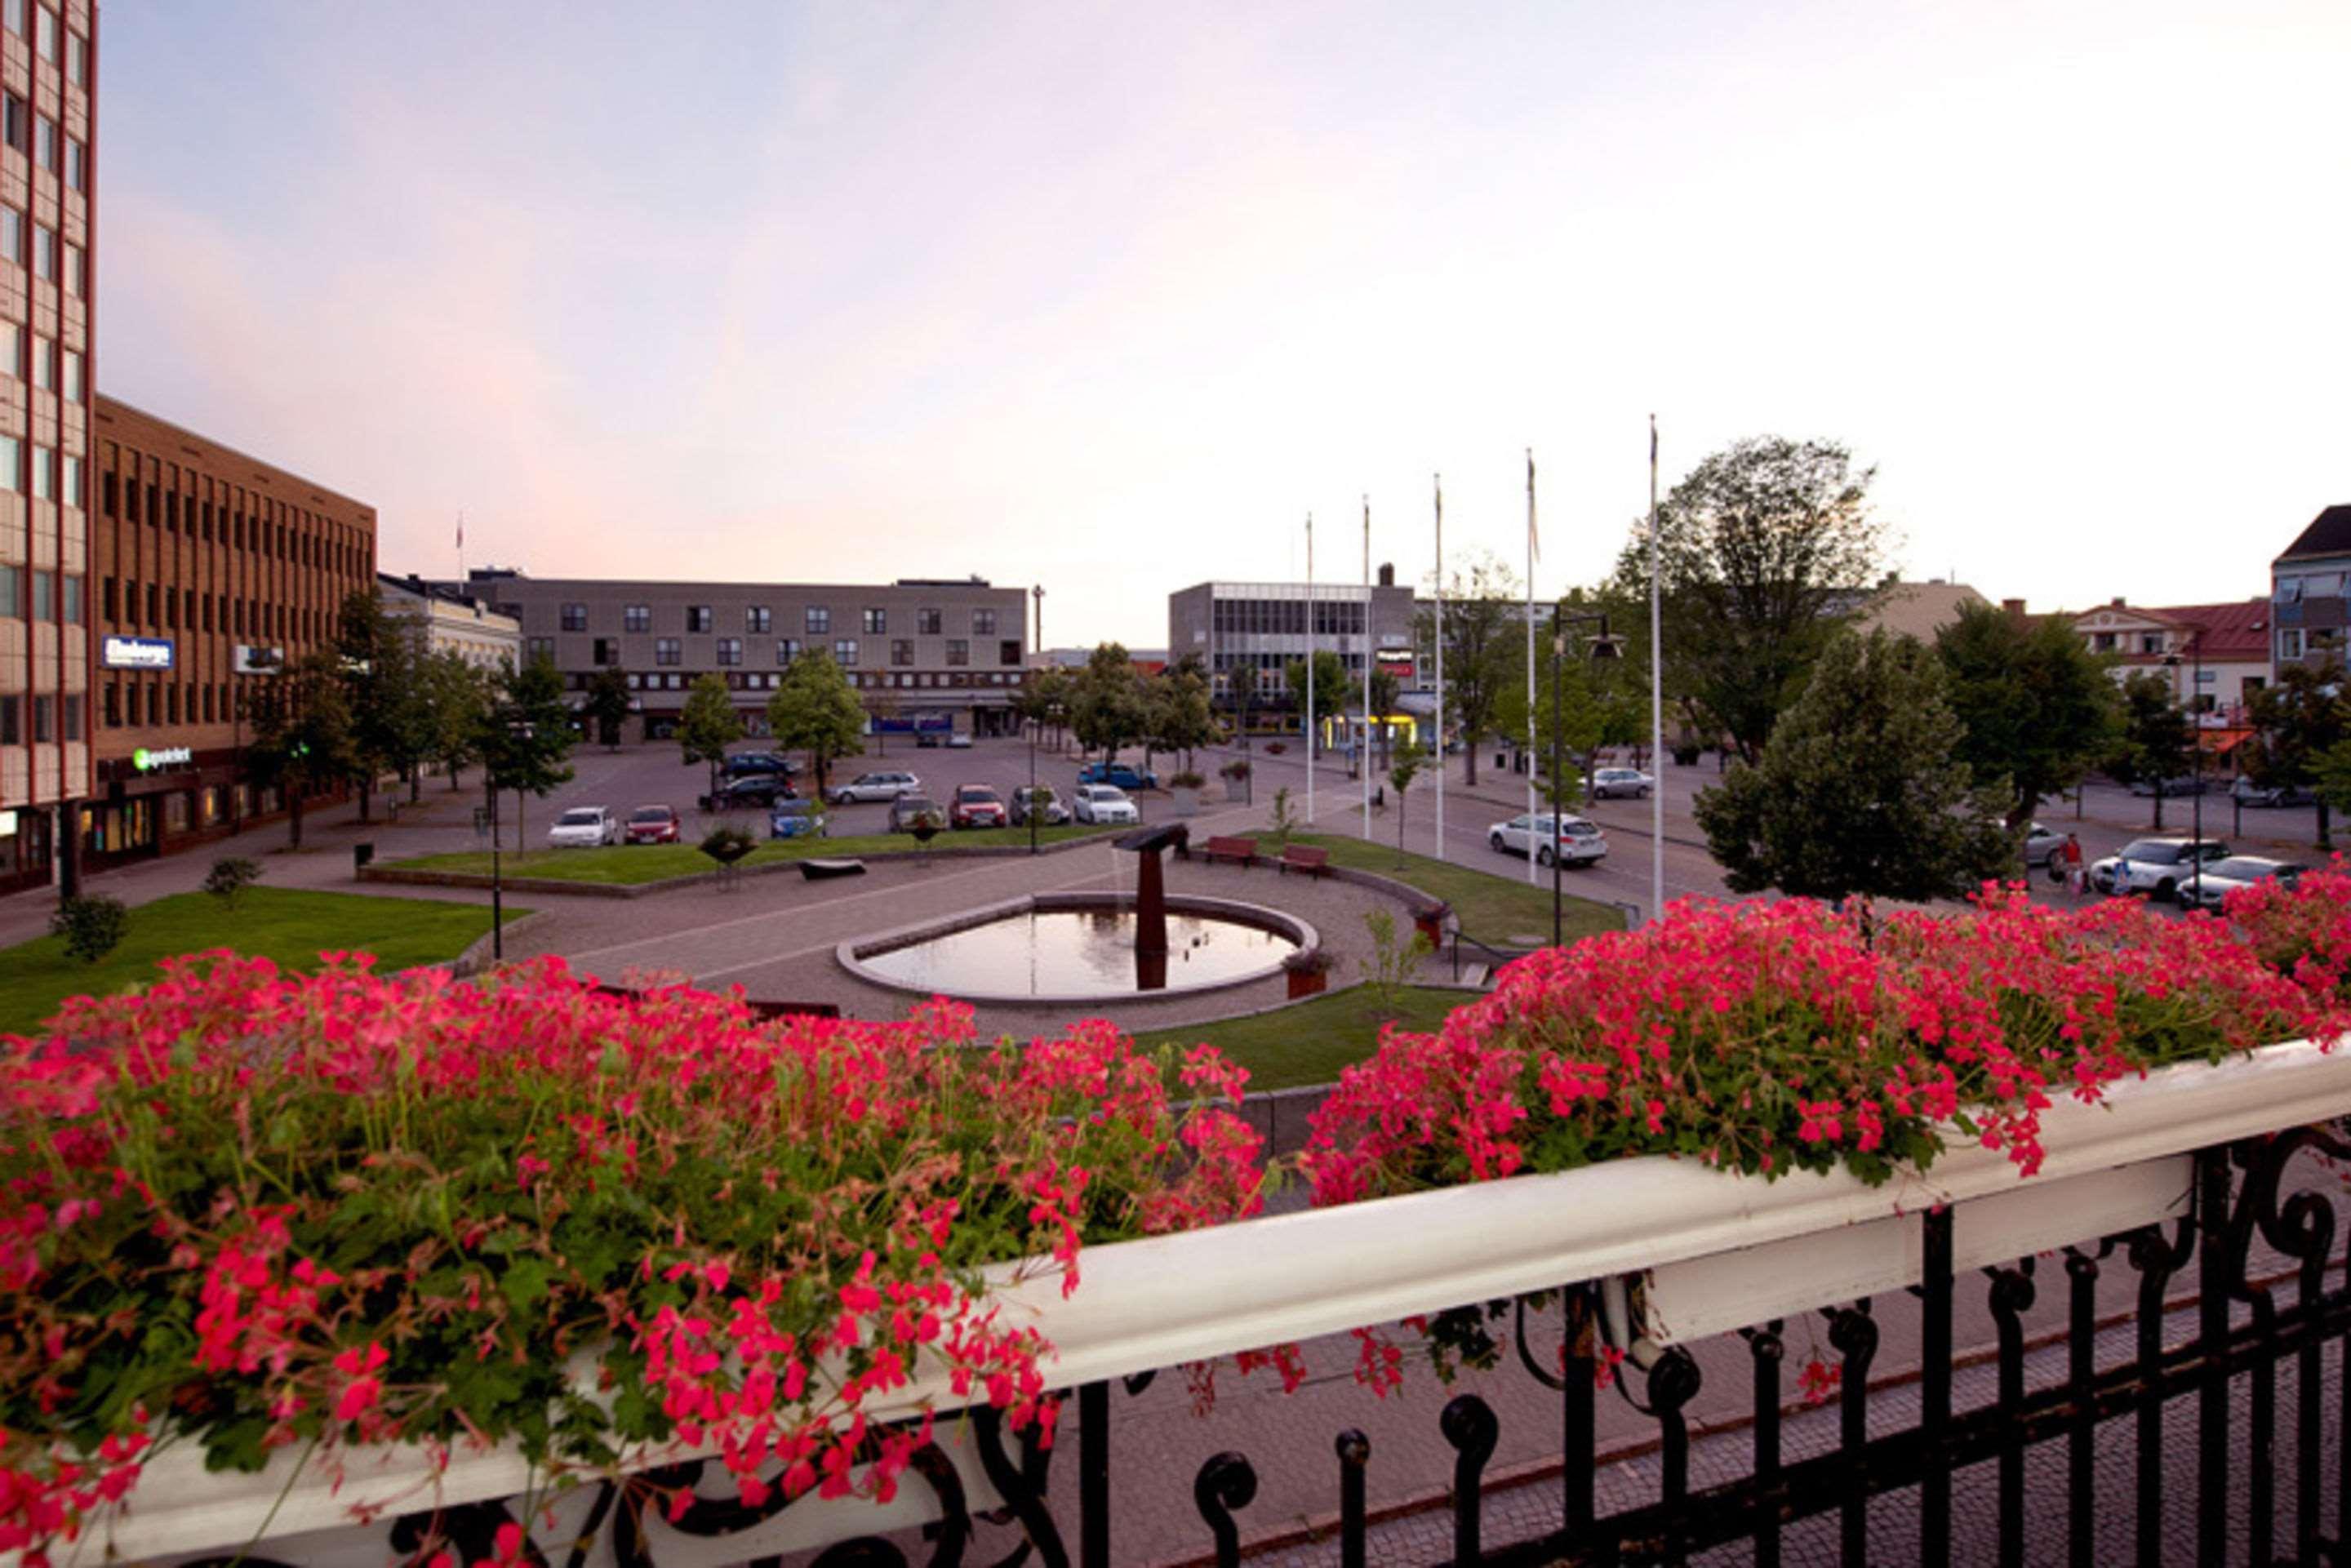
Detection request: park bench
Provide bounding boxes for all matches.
[1201,835,1260,868]
[1278,844,1331,878]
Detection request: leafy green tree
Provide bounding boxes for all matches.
[245,650,356,847]
[1694,629,2012,904]
[1935,602,2123,830]
[1387,740,1427,867]
[2314,737,2351,825]
[1283,650,1350,756]
[767,650,865,794]
[1611,437,1887,763]
[584,665,633,750]
[1149,667,1217,772]
[2243,657,2349,848]
[1070,643,1147,763]
[50,895,128,964]
[478,657,577,851]
[2106,670,2195,830]
[1414,554,1522,784]
[421,651,495,792]
[336,590,431,824]
[678,673,745,802]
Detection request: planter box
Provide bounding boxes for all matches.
[1287,966,1329,999]
[1170,786,1200,818]
[116,1037,2351,1566]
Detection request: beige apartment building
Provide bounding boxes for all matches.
[437,570,1032,740]
[378,572,520,672]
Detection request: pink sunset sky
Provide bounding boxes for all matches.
[98,0,2350,647]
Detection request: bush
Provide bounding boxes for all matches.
[1282,945,1336,975]
[1220,758,1251,780]
[697,826,757,866]
[201,856,264,909]
[47,895,128,964]
[1168,770,1207,791]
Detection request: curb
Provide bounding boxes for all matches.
[403,910,549,979]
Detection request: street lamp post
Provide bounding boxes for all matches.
[1029,585,1043,855]
[1550,609,1624,947]
[2167,629,2208,904]
[488,718,532,962]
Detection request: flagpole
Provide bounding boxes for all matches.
[1648,415,1664,923]
[1305,513,1315,833]
[456,511,465,584]
[1361,495,1372,840]
[1525,448,1538,887]
[1433,473,1446,864]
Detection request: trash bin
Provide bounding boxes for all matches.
[354,842,375,872]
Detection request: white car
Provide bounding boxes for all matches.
[2090,837,2230,901]
[946,731,974,749]
[1589,767,1654,800]
[547,806,619,848]
[828,771,921,805]
[2187,855,2305,912]
[1072,784,1140,825]
[1487,812,1607,868]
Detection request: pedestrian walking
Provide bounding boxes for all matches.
[2063,833,2086,899]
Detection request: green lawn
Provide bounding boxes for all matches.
[1133,983,1470,1092]
[1282,833,1624,945]
[385,824,1123,886]
[0,888,528,1040]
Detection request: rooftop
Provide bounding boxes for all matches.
[2278,504,2351,564]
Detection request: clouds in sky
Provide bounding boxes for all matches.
[97,0,2351,644]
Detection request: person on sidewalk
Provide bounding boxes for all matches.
[2062,833,2086,899]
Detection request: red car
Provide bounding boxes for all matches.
[624,805,682,844]
[949,784,1007,829]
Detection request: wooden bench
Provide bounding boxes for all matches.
[1201,835,1260,868]
[1278,844,1331,878]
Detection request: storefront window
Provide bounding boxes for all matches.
[164,793,189,833]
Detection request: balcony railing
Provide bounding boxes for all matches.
[127,1037,2351,1567]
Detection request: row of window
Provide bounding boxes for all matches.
[2278,629,2344,660]
[105,576,327,644]
[567,602,1005,637]
[2,1,91,86]
[567,669,1030,695]
[0,691,83,744]
[102,472,370,575]
[0,211,86,295]
[1211,597,1371,637]
[540,635,1026,670]
[0,435,81,504]
[0,92,87,189]
[2275,573,2348,603]
[2,322,82,397]
[103,677,242,731]
[0,562,82,622]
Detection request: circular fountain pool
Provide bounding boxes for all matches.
[839,893,1313,1005]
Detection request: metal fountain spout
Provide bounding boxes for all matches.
[1113,825,1189,986]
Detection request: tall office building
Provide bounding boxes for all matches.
[0,0,96,895]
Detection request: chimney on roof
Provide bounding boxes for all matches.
[1378,562,1394,588]
[2002,597,2026,619]
[2112,597,2126,607]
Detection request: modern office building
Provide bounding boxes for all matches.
[1169,569,1418,719]
[2271,505,2350,677]
[378,572,520,672]
[0,0,97,894]
[83,397,377,870]
[437,571,1032,740]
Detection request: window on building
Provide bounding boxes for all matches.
[805,606,829,633]
[717,637,742,666]
[946,639,969,666]
[0,2,18,38]
[24,567,47,619]
[622,602,650,633]
[145,685,159,726]
[656,637,682,666]
[60,574,79,624]
[60,455,78,508]
[2280,628,2305,661]
[2091,632,2116,652]
[60,693,79,741]
[103,682,117,728]
[590,637,615,667]
[776,637,799,664]
[202,686,215,723]
[28,445,47,499]
[746,605,771,633]
[527,636,555,664]
[167,685,179,725]
[560,602,587,632]
[0,436,17,491]
[833,638,859,667]
[61,242,82,297]
[31,694,51,742]
[863,607,887,634]
[973,609,998,636]
[687,605,713,633]
[0,695,13,744]
[1000,639,1021,666]
[890,638,913,667]
[29,334,48,387]
[0,324,16,381]
[63,135,81,191]
[33,5,53,60]
[918,607,942,635]
[65,29,84,87]
[60,349,78,402]
[33,114,54,172]
[2140,633,2163,655]
[145,582,158,624]
[0,96,20,154]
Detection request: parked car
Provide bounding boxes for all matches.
[915,731,944,749]
[2128,775,2210,798]
[768,799,824,840]
[2091,837,2231,900]
[703,775,794,811]
[623,805,682,844]
[2023,821,2065,868]
[2187,855,2306,912]
[2231,778,2317,807]
[888,795,945,833]
[1072,784,1140,825]
[547,806,619,848]
[722,752,795,779]
[947,731,974,748]
[1078,761,1158,791]
[1589,767,1654,800]
[829,771,921,804]
[1010,784,1069,826]
[1487,813,1608,868]
[949,784,1008,829]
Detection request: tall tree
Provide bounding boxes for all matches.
[583,665,633,750]
[2243,657,2349,849]
[1070,643,1146,763]
[678,674,745,802]
[1611,437,1888,763]
[767,650,866,794]
[421,651,494,792]
[1695,629,2013,904]
[1283,650,1351,757]
[336,590,429,824]
[1387,740,1426,868]
[479,657,577,851]
[2106,670,2195,830]
[243,651,355,849]
[1413,554,1523,785]
[1935,602,2124,830]
[1149,666,1217,772]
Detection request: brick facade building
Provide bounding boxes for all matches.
[85,396,376,869]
